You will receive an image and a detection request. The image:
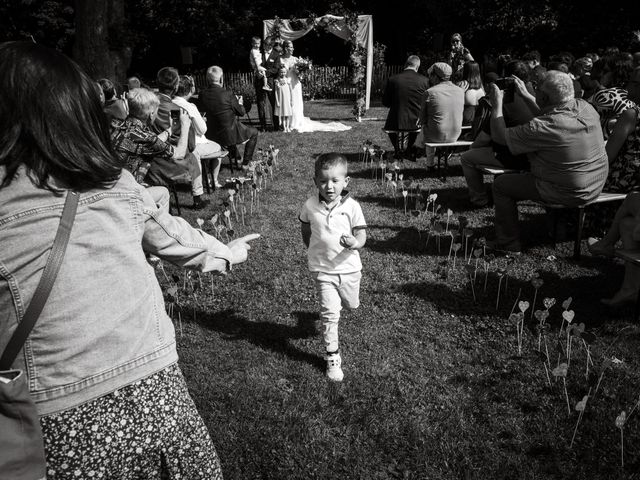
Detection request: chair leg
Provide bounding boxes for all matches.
[574,207,586,260]
[169,184,181,216]
[201,158,211,194]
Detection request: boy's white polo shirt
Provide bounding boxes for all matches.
[299,192,367,274]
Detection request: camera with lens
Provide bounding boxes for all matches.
[495,77,515,103]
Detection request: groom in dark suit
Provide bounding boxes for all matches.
[257,36,281,131]
[382,55,430,160]
[199,65,258,166]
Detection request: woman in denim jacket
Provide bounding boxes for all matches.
[0,42,259,479]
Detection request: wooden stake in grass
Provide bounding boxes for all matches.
[516,301,530,356]
[465,265,476,302]
[530,275,544,320]
[495,269,507,310]
[552,362,570,414]
[570,392,590,448]
[402,189,408,215]
[616,411,627,468]
[445,208,453,233]
[452,242,462,269]
[463,228,473,262]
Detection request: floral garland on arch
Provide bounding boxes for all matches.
[343,10,367,121]
[267,12,367,121]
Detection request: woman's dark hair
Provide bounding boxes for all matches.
[176,75,195,97]
[462,61,482,89]
[0,41,122,192]
[505,60,530,82]
[604,52,634,87]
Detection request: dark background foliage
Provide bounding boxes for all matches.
[1,0,639,80]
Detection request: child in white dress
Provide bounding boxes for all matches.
[274,66,293,132]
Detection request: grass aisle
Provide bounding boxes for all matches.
[164,100,640,479]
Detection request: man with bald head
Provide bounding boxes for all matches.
[488,70,608,253]
[198,65,259,166]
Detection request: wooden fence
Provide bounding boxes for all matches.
[192,65,403,100]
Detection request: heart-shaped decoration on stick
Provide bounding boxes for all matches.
[562,297,573,310]
[532,278,544,289]
[562,310,575,323]
[543,297,556,309]
[575,395,589,412]
[518,301,530,313]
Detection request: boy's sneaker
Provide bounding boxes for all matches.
[262,85,273,91]
[325,352,343,382]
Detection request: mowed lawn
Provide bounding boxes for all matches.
[162,99,640,479]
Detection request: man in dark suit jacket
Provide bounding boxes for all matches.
[383,55,430,160]
[199,65,258,166]
[258,36,280,131]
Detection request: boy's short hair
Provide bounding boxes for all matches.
[251,36,261,44]
[314,153,348,177]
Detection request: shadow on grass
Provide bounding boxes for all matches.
[193,308,325,372]
[400,259,625,329]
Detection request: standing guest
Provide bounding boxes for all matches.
[382,55,430,160]
[249,36,272,94]
[98,78,128,122]
[575,57,599,100]
[110,87,190,209]
[455,61,485,125]
[488,70,608,253]
[173,75,226,188]
[299,153,367,382]
[257,36,280,131]
[274,65,293,132]
[421,62,464,167]
[0,40,260,479]
[449,33,474,78]
[523,50,545,83]
[199,65,259,166]
[152,66,208,209]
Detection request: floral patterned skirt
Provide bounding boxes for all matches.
[40,364,223,480]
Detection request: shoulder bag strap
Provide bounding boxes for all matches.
[0,191,79,370]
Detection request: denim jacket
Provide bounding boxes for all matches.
[0,167,233,415]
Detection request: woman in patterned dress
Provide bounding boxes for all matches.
[590,53,637,139]
[0,41,260,479]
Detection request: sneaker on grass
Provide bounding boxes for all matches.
[325,352,343,382]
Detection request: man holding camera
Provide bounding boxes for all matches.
[488,70,608,253]
[461,61,536,207]
[199,65,259,167]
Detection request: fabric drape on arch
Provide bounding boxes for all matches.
[263,14,373,110]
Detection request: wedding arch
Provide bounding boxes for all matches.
[263,14,373,112]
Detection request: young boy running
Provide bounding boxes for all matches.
[299,153,367,381]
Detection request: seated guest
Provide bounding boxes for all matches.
[98,78,128,122]
[455,61,485,126]
[489,70,608,253]
[421,62,464,167]
[110,87,191,210]
[588,193,640,306]
[523,50,546,86]
[173,75,226,188]
[590,53,637,139]
[152,67,208,209]
[460,61,537,207]
[127,76,141,89]
[586,104,640,234]
[198,65,259,166]
[382,55,430,160]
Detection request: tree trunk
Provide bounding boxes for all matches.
[72,0,131,82]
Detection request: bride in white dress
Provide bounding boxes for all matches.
[279,40,351,133]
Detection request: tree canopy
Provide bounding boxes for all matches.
[1,0,638,80]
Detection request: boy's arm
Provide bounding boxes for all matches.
[340,227,366,250]
[300,222,311,248]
